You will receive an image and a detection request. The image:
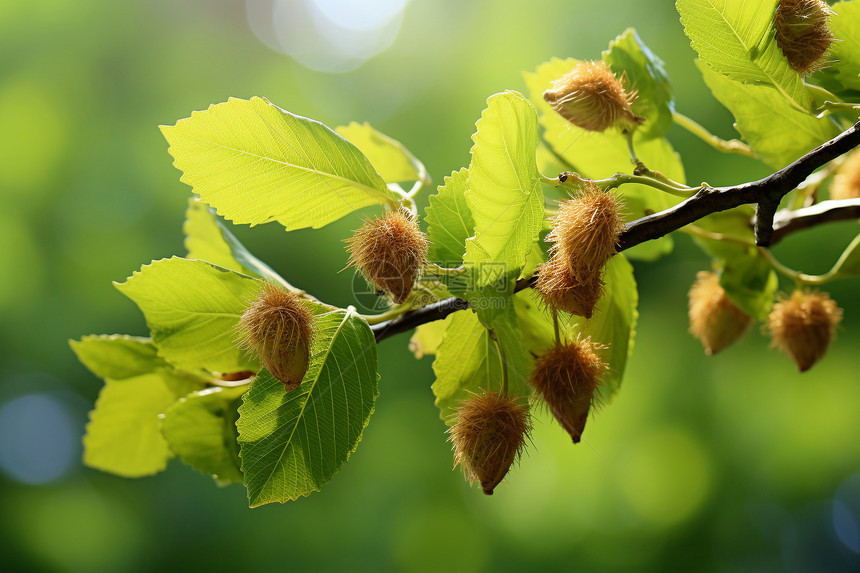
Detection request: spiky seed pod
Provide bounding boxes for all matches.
[543,61,644,133]
[237,283,314,390]
[448,391,530,495]
[774,0,834,74]
[547,182,625,282]
[688,271,753,356]
[768,290,843,372]
[346,209,428,304]
[534,255,605,319]
[529,338,608,443]
[831,150,860,200]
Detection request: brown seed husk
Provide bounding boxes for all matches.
[448,392,530,495]
[831,150,860,200]
[529,338,608,443]
[774,0,834,74]
[548,182,625,282]
[237,283,315,390]
[767,290,843,372]
[688,271,753,356]
[346,209,428,304]
[543,61,643,132]
[535,256,604,319]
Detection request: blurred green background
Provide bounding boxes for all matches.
[2,0,860,571]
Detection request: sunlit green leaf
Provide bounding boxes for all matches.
[603,28,675,140]
[677,0,813,112]
[161,386,246,485]
[184,198,295,288]
[426,168,474,266]
[720,254,779,322]
[698,60,838,169]
[336,122,428,184]
[819,1,860,91]
[83,374,177,477]
[161,97,398,231]
[70,335,167,380]
[463,91,544,286]
[431,306,532,423]
[409,315,453,359]
[115,257,261,374]
[236,306,378,506]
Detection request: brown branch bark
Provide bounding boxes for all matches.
[373,121,860,343]
[770,198,860,245]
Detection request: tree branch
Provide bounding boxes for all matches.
[770,198,860,245]
[373,121,860,343]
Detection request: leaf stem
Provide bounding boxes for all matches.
[424,262,466,276]
[672,111,756,158]
[593,172,698,197]
[488,329,509,395]
[757,247,833,286]
[360,303,412,325]
[624,130,639,165]
[682,224,756,247]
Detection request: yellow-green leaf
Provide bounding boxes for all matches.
[161,97,398,231]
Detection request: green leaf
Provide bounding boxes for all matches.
[408,315,453,359]
[184,197,246,273]
[236,306,378,506]
[524,57,682,259]
[83,373,178,477]
[161,386,246,485]
[586,254,639,400]
[184,198,295,288]
[603,28,675,140]
[698,60,839,169]
[426,168,475,266]
[335,122,428,184]
[71,335,167,380]
[691,205,756,261]
[720,253,779,321]
[463,91,544,287]
[831,233,860,277]
[676,0,812,112]
[828,2,860,91]
[161,97,398,231]
[115,257,261,374]
[431,306,532,423]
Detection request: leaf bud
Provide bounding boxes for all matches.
[687,271,753,355]
[767,289,843,372]
[548,182,624,282]
[543,61,643,133]
[238,282,314,390]
[535,255,604,319]
[448,391,530,495]
[774,0,834,74]
[347,209,429,304]
[529,338,608,443]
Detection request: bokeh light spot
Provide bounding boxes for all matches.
[247,0,408,72]
[0,393,76,485]
[616,428,713,528]
[833,501,860,554]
